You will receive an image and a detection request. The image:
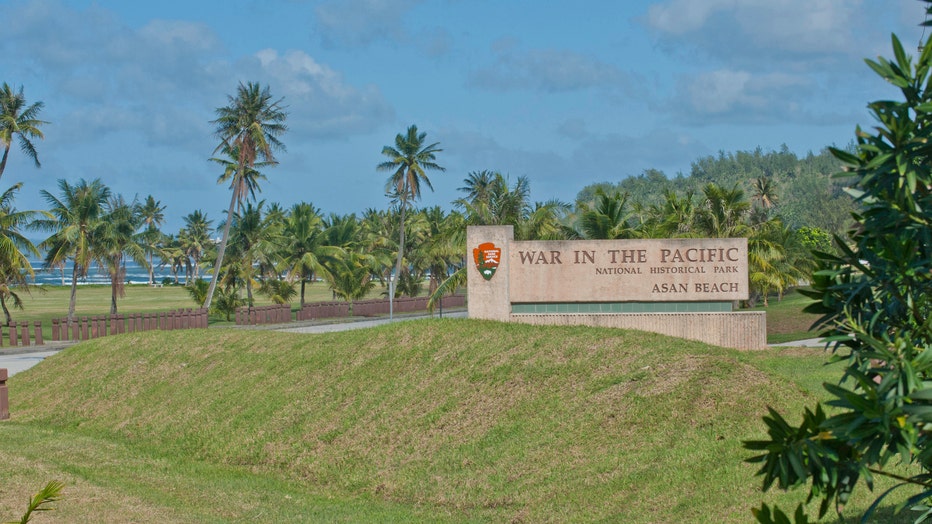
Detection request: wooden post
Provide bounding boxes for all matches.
[52,318,60,341]
[0,368,8,420]
[9,322,17,346]
[80,317,89,340]
[20,322,29,346]
[33,321,43,346]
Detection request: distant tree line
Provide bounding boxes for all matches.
[0,77,857,324]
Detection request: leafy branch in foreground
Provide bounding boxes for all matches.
[5,481,64,524]
[744,5,932,521]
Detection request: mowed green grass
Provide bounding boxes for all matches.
[0,320,916,522]
[13,281,376,320]
[5,282,392,340]
[750,288,825,344]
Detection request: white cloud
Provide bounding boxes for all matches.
[245,49,395,137]
[665,69,821,124]
[645,0,869,68]
[468,44,639,96]
[314,0,422,47]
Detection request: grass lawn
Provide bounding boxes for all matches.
[0,321,917,522]
[748,288,825,344]
[4,281,397,341]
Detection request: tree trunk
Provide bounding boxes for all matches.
[204,188,239,310]
[111,278,118,315]
[300,279,306,307]
[0,295,11,326]
[68,261,79,322]
[148,252,154,285]
[0,143,10,181]
[393,199,407,300]
[246,273,254,306]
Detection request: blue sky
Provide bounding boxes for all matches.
[1,0,926,232]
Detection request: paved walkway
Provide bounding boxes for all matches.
[769,338,827,348]
[1,350,65,377]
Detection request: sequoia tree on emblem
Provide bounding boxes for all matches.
[473,242,501,281]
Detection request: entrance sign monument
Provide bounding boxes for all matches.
[467,225,766,350]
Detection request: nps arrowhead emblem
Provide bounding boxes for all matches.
[473,242,501,281]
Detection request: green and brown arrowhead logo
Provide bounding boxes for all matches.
[473,242,501,281]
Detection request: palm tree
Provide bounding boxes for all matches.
[325,251,376,315]
[280,202,341,306]
[158,233,186,284]
[578,188,636,240]
[359,207,399,290]
[0,183,44,325]
[178,210,212,281]
[694,183,751,238]
[221,200,282,306]
[377,124,444,297]
[204,81,287,311]
[97,195,148,314]
[0,83,49,182]
[751,176,779,210]
[644,189,697,238]
[136,194,166,285]
[458,170,496,204]
[37,178,111,322]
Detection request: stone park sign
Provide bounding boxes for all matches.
[467,225,765,350]
[509,238,747,303]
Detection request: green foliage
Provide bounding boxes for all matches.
[746,13,932,521]
[576,147,854,238]
[794,226,833,256]
[184,278,209,307]
[210,286,243,321]
[4,481,64,524]
[259,278,297,305]
[751,502,811,524]
[0,82,48,182]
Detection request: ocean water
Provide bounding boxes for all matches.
[27,259,196,286]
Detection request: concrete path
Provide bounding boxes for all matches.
[277,310,466,334]
[769,338,828,348]
[0,350,64,377]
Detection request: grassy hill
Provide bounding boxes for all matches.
[0,320,907,522]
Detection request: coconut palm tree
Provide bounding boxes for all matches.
[280,202,341,306]
[135,195,166,285]
[695,183,751,238]
[37,178,111,322]
[0,183,44,325]
[377,124,444,297]
[0,83,49,182]
[458,170,496,204]
[97,194,148,314]
[179,210,212,281]
[644,189,698,238]
[325,251,376,315]
[751,176,779,210]
[220,200,282,306]
[204,81,287,311]
[578,188,636,240]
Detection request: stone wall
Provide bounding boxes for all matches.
[511,311,767,350]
